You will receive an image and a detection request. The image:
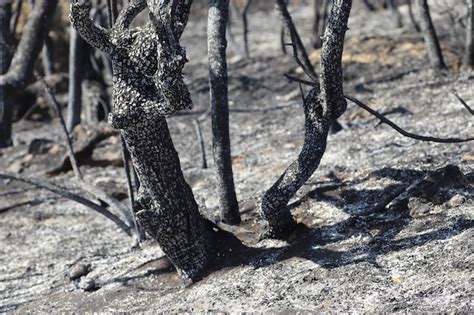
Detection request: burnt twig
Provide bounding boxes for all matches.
[0,173,131,236]
[451,90,474,115]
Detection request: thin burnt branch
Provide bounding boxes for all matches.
[276,0,318,82]
[0,173,132,236]
[344,95,474,143]
[35,72,84,180]
[451,90,474,115]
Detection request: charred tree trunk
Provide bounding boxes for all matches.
[415,0,447,70]
[66,28,87,131]
[71,0,215,281]
[464,0,474,69]
[0,0,14,148]
[0,0,57,147]
[260,0,351,239]
[208,0,240,224]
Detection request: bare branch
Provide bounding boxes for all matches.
[344,95,474,143]
[70,0,113,54]
[0,173,132,236]
[114,0,146,30]
[451,90,474,115]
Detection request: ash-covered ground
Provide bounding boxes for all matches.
[1,1,473,312]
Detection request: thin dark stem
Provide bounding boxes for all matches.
[0,173,132,236]
[344,95,474,143]
[35,72,84,179]
[451,90,474,115]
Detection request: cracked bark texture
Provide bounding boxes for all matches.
[208,0,240,225]
[70,0,214,281]
[260,0,351,239]
[415,0,446,70]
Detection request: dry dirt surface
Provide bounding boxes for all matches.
[1,1,473,313]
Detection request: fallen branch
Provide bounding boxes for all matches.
[451,90,474,115]
[344,95,474,143]
[283,75,474,144]
[0,173,131,236]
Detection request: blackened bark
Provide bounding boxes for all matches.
[260,0,351,239]
[0,0,14,148]
[415,0,446,70]
[67,28,87,131]
[71,0,214,281]
[208,0,240,224]
[464,0,474,69]
[0,0,58,87]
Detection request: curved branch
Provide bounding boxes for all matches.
[114,0,147,30]
[0,173,132,236]
[344,95,474,143]
[70,0,113,54]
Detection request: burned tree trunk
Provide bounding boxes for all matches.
[415,0,446,70]
[71,0,215,281]
[464,0,474,69]
[0,0,58,147]
[260,0,351,239]
[0,0,14,148]
[208,0,240,224]
[66,28,87,131]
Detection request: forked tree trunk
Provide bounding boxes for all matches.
[464,0,474,69]
[260,0,351,239]
[415,0,446,70]
[208,0,240,224]
[0,0,14,148]
[71,0,215,281]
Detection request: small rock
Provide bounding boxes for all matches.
[448,194,466,208]
[77,277,96,292]
[67,263,90,281]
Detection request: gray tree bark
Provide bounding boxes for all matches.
[415,0,446,70]
[0,0,58,147]
[0,0,14,148]
[208,0,240,225]
[260,0,351,239]
[71,0,215,281]
[464,0,474,69]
